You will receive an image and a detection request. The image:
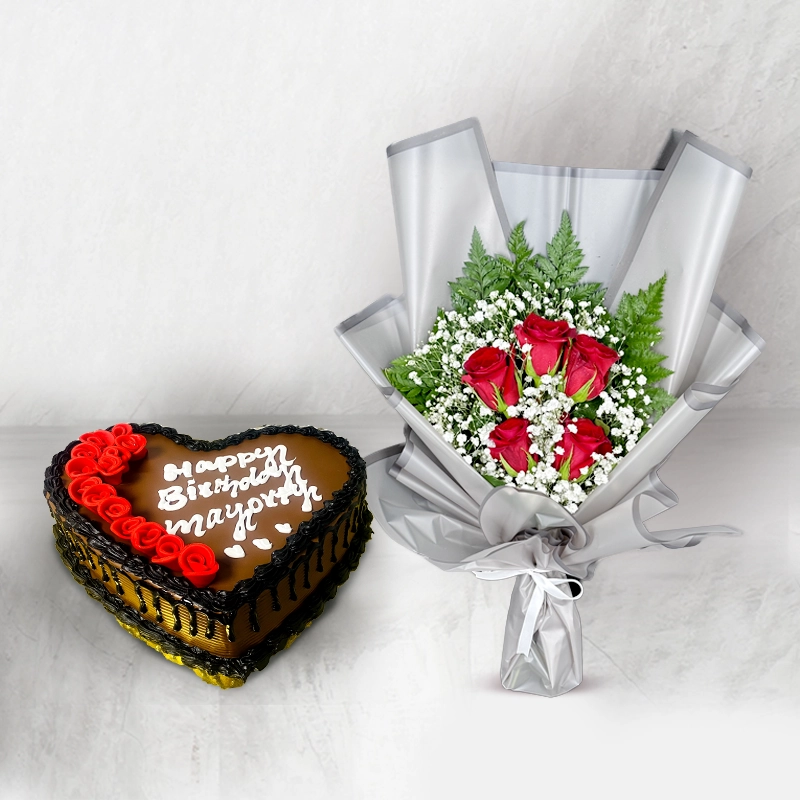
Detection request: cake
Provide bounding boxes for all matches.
[44,423,371,687]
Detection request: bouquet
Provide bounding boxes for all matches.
[385,214,674,512]
[337,119,764,696]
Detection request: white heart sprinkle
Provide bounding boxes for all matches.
[275,523,292,534]
[252,538,273,551]
[224,545,245,559]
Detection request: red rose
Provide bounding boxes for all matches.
[553,417,612,480]
[489,418,536,475]
[179,543,220,588]
[115,432,147,460]
[79,429,116,449]
[80,482,117,511]
[65,457,100,479]
[514,314,575,377]
[111,423,133,437]
[70,441,102,460]
[152,535,185,571]
[96,495,132,523]
[67,474,103,504]
[110,515,147,542]
[96,451,129,484]
[462,347,520,411]
[130,521,166,556]
[563,334,619,402]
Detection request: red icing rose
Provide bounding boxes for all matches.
[514,314,576,377]
[65,457,100,479]
[178,543,220,588]
[110,515,147,542]
[152,535,185,571]
[130,521,166,556]
[462,347,520,412]
[96,451,129,484]
[111,423,133,437]
[96,495,133,523]
[79,429,116,449]
[67,474,104,504]
[563,334,619,401]
[553,417,612,480]
[115,432,147,460]
[103,445,131,461]
[80,482,117,511]
[489,418,536,475]
[70,441,102,460]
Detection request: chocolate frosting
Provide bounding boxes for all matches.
[111,432,350,590]
[45,423,366,615]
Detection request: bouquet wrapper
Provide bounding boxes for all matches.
[337,119,764,696]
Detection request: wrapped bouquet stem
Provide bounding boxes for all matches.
[337,119,764,697]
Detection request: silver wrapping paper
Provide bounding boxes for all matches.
[337,119,764,697]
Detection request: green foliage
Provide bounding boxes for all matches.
[447,214,606,316]
[383,312,445,414]
[384,212,676,434]
[449,229,510,313]
[610,274,675,421]
[532,212,604,305]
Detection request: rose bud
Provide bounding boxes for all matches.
[115,432,147,460]
[111,423,133,438]
[514,314,575,378]
[563,334,619,402]
[488,418,537,476]
[78,429,116,449]
[80,483,118,511]
[102,445,131,462]
[96,495,133,523]
[462,347,521,412]
[553,417,612,481]
[110,515,147,543]
[130,521,167,556]
[178,543,220,589]
[64,457,100,479]
[96,451,129,485]
[70,441,102,460]
[152,535,186,571]
[67,474,103,505]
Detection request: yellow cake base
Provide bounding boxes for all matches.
[115,618,311,688]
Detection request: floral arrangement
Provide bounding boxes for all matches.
[64,423,220,587]
[384,213,675,512]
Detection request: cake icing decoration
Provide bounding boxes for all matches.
[63,423,220,587]
[224,545,246,559]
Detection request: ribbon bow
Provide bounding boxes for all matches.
[474,567,584,656]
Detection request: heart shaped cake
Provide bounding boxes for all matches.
[44,423,371,687]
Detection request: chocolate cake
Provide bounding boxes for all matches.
[44,423,371,687]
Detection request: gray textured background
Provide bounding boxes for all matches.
[1,0,797,424]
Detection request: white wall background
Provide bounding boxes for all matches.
[1,0,797,425]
